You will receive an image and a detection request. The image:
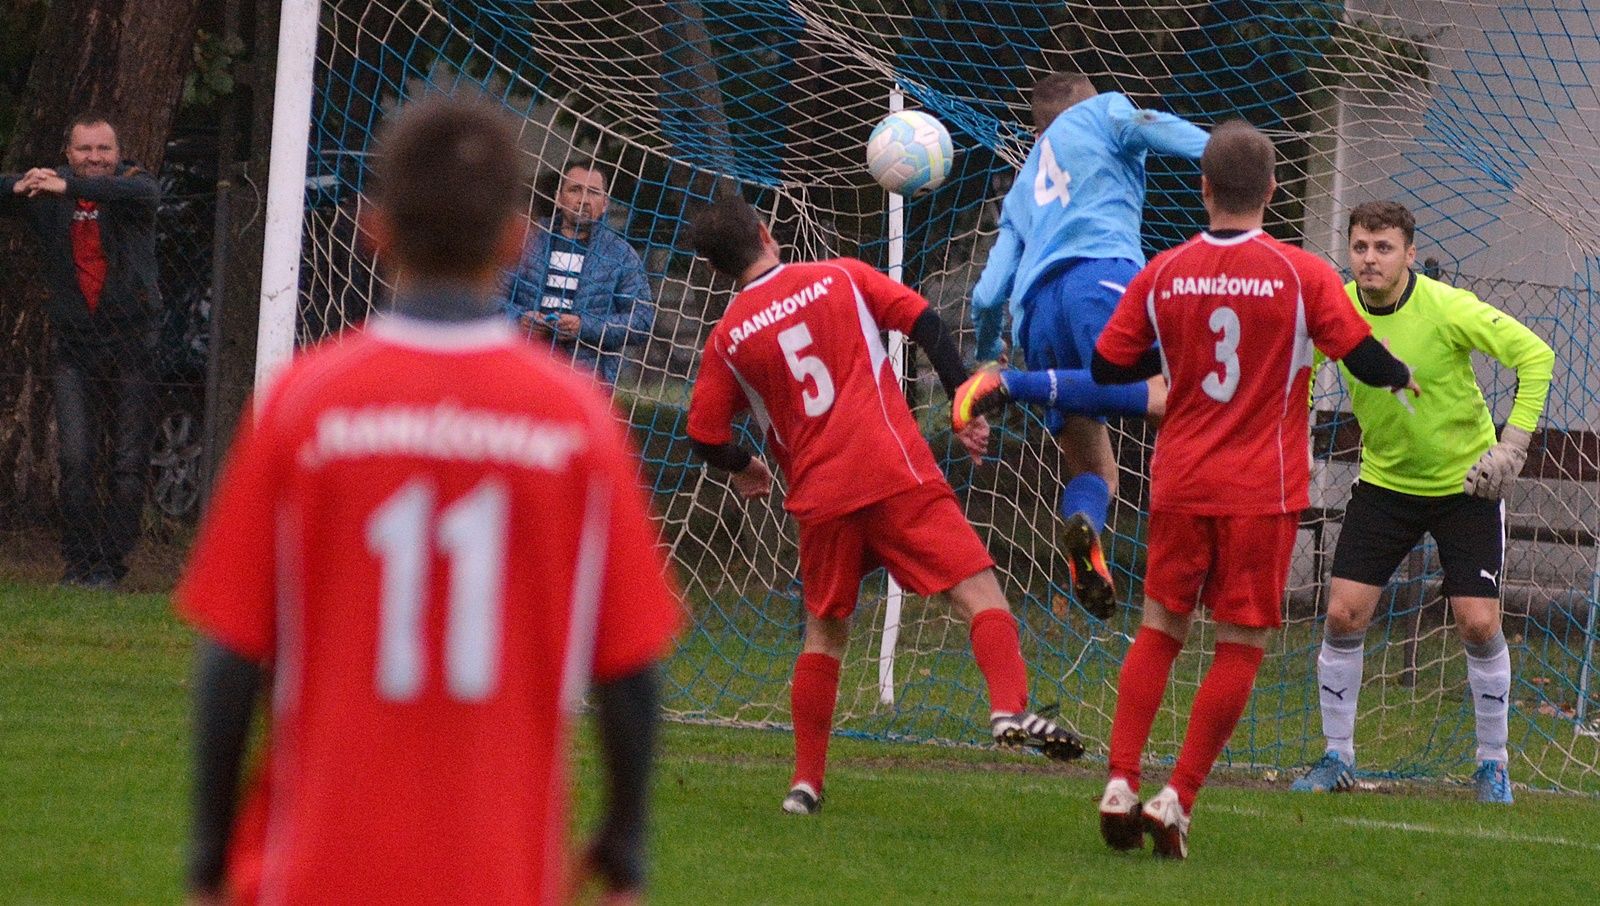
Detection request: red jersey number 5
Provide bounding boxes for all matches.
[778,323,836,416]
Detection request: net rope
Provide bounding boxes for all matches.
[304,0,1599,792]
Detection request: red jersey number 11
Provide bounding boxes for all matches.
[367,478,509,702]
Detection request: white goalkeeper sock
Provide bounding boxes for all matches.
[1318,629,1366,763]
[1465,631,1511,763]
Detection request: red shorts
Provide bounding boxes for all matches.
[798,480,995,620]
[1145,511,1299,629]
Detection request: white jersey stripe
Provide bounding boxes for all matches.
[1250,235,1313,514]
[726,355,782,449]
[558,477,611,713]
[834,263,921,480]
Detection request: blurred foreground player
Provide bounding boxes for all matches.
[685,196,1083,818]
[177,94,680,904]
[1087,122,1417,859]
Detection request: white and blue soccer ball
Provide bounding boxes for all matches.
[866,110,953,196]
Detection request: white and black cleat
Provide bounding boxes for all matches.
[781,782,822,816]
[990,706,1086,762]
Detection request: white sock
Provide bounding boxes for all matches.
[1318,630,1366,763]
[1465,631,1511,763]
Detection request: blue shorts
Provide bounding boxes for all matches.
[1020,257,1141,432]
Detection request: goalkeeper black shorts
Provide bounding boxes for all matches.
[1330,480,1504,599]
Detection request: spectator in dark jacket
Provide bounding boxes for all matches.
[2,113,161,588]
[501,161,654,385]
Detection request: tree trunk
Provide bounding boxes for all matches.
[0,0,203,527]
[3,0,203,172]
[203,0,278,489]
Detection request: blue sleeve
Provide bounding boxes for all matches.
[500,255,533,319]
[579,241,654,352]
[970,207,1022,362]
[1110,100,1208,161]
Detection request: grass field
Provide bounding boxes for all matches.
[3,578,1598,904]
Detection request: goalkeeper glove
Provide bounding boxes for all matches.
[1463,425,1531,499]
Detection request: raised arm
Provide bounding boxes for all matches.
[1110,96,1209,161]
[970,207,1022,363]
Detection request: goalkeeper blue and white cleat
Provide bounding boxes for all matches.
[1141,786,1190,860]
[1290,751,1356,792]
[1099,777,1144,851]
[781,782,823,815]
[1473,760,1513,804]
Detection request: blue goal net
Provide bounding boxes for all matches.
[304,0,1599,793]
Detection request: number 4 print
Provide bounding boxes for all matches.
[1033,137,1072,208]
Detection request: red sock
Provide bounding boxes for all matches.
[1109,626,1184,792]
[1170,641,1264,812]
[968,608,1029,714]
[790,652,841,791]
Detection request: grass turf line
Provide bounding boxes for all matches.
[2,578,1596,904]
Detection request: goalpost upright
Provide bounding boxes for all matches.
[255,0,323,405]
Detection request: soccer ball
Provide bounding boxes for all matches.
[866,110,953,196]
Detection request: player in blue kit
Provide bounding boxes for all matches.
[963,71,1209,617]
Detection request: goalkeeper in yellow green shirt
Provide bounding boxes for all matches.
[1293,201,1554,803]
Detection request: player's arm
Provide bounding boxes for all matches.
[1109,94,1209,161]
[1338,336,1414,390]
[1090,266,1161,384]
[686,343,771,497]
[579,419,684,901]
[1449,295,1555,433]
[970,205,1022,362]
[1306,266,1419,402]
[186,638,266,900]
[1447,294,1555,497]
[909,308,970,398]
[586,664,659,897]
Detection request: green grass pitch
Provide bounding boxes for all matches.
[3,578,1596,903]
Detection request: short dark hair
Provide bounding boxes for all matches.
[371,93,524,278]
[560,158,609,188]
[1030,72,1094,132]
[688,196,765,278]
[1200,120,1276,215]
[1347,200,1415,246]
[63,111,117,148]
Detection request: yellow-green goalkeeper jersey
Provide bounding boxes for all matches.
[1334,272,1554,496]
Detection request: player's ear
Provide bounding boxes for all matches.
[1403,240,1417,269]
[494,213,530,269]
[1199,175,1213,207]
[1264,177,1277,206]
[358,205,393,261]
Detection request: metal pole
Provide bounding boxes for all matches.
[878,86,907,707]
[254,0,322,404]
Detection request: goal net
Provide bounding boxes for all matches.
[301,0,1599,792]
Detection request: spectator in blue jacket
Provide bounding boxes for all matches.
[503,161,654,384]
